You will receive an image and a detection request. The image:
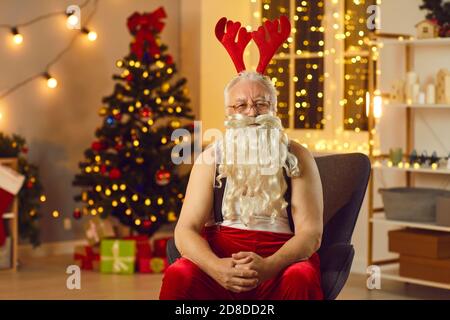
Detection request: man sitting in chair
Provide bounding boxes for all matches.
[159,15,324,300]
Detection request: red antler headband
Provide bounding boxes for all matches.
[215,15,291,75]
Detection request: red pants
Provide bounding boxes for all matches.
[159,225,323,300]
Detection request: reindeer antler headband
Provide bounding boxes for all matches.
[215,15,291,74]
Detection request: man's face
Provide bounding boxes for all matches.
[226,79,273,117]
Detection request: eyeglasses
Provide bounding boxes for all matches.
[227,100,271,114]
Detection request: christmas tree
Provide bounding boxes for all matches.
[0,133,45,247]
[73,7,195,236]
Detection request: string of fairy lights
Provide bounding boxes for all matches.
[0,0,99,219]
[254,0,383,154]
[0,0,99,104]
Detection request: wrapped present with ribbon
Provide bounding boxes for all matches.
[123,235,152,259]
[73,245,100,270]
[84,216,116,246]
[153,236,172,257]
[100,239,135,274]
[138,256,168,273]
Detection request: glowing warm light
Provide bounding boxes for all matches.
[44,73,58,89]
[373,95,383,119]
[87,31,97,41]
[13,33,23,44]
[67,14,79,28]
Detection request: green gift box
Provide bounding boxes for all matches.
[100,239,136,274]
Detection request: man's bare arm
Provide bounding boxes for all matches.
[265,141,324,272]
[174,147,222,277]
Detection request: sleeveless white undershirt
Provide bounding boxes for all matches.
[205,140,294,235]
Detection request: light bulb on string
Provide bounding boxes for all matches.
[81,27,97,42]
[43,72,58,89]
[11,27,23,45]
[66,11,79,29]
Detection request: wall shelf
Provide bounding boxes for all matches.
[378,37,450,46]
[373,163,450,175]
[370,213,450,233]
[386,103,450,109]
[380,264,450,290]
[367,33,450,290]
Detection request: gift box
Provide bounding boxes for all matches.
[73,245,100,270]
[100,239,136,274]
[84,216,115,246]
[124,235,152,259]
[153,236,172,257]
[138,256,168,273]
[92,260,100,272]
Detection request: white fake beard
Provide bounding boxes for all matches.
[216,114,300,226]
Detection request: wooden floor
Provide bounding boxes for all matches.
[0,255,449,300]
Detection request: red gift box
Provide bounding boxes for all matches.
[138,256,168,273]
[153,237,172,257]
[73,245,100,270]
[124,235,152,259]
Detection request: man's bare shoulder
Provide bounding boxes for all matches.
[289,139,314,162]
[193,143,216,167]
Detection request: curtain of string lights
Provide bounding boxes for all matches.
[259,0,378,132]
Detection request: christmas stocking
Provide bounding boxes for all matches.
[0,165,25,246]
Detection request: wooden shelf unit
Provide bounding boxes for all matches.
[0,158,19,272]
[367,34,450,290]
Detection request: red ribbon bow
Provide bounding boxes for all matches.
[127,7,167,60]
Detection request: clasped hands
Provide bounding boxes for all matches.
[212,251,278,293]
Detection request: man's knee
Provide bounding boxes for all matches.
[159,258,204,299]
[163,258,202,283]
[282,261,319,287]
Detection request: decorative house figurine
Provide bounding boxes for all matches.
[415,19,439,39]
[390,80,405,103]
[436,68,450,104]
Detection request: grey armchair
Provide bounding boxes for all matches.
[166,153,371,300]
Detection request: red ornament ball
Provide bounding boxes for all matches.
[91,140,105,152]
[109,168,121,180]
[73,209,82,220]
[165,54,173,65]
[26,180,34,189]
[100,165,108,174]
[143,220,152,228]
[126,74,133,82]
[140,107,152,118]
[155,168,171,186]
[115,142,124,151]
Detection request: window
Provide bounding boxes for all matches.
[262,0,325,129]
[343,0,375,131]
[260,0,375,132]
